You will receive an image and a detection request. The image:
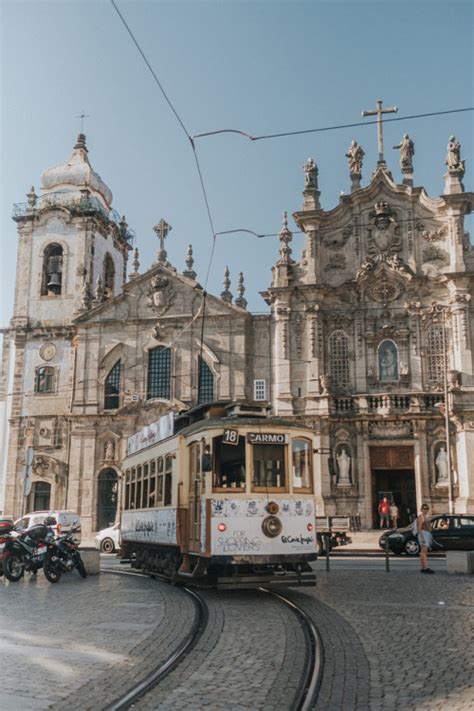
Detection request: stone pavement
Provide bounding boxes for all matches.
[1,558,472,710]
[303,569,474,710]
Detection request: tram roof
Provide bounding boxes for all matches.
[176,415,315,438]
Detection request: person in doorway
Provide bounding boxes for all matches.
[389,500,399,529]
[378,497,390,528]
[417,504,435,574]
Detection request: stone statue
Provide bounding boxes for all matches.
[393,134,414,171]
[445,136,464,174]
[95,275,105,302]
[319,373,330,394]
[104,440,115,460]
[345,140,365,175]
[336,447,351,485]
[304,158,318,189]
[435,445,448,482]
[80,281,91,310]
[378,341,398,381]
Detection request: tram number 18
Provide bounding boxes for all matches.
[223,428,239,445]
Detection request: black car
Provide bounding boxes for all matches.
[379,514,474,556]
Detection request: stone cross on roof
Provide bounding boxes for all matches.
[362,99,398,167]
[153,218,172,263]
[75,111,90,133]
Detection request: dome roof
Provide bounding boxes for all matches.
[40,134,113,207]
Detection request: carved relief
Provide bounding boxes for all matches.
[422,245,449,264]
[421,225,447,242]
[322,227,352,250]
[367,202,401,257]
[368,420,414,439]
[146,270,175,314]
[326,253,346,271]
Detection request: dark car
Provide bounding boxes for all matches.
[379,514,474,556]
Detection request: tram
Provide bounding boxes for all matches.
[120,402,318,588]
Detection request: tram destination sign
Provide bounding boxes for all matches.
[247,432,289,444]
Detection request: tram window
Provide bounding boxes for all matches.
[189,442,201,491]
[149,460,157,506]
[292,439,313,491]
[130,467,136,510]
[212,435,246,490]
[136,465,142,509]
[157,473,164,505]
[125,469,131,510]
[164,455,173,506]
[252,444,286,490]
[143,463,149,509]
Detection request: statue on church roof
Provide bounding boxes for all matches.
[304,158,318,190]
[445,135,465,175]
[393,134,414,171]
[346,140,365,176]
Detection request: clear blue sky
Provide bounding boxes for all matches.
[1,0,473,326]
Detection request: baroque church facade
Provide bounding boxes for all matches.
[1,129,473,534]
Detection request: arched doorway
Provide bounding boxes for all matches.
[96,469,118,531]
[29,481,51,512]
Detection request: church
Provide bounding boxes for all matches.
[1,120,473,535]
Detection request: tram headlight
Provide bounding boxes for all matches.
[266,501,280,515]
[262,515,282,538]
[307,523,314,531]
[217,523,226,532]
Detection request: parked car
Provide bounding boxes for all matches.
[14,511,81,543]
[95,523,120,553]
[0,518,15,576]
[379,514,474,556]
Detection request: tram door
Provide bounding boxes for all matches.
[188,442,202,553]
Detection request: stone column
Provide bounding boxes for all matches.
[454,424,474,512]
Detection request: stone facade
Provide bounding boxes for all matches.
[1,132,473,533]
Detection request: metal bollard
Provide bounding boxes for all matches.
[324,533,330,572]
[385,534,390,572]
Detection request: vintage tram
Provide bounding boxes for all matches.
[120,402,318,588]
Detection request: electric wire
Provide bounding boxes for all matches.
[193,107,474,142]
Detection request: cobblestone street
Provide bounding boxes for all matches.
[0,558,472,710]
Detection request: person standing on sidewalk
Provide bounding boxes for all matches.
[378,497,390,528]
[417,503,435,574]
[389,501,399,529]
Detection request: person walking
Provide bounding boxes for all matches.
[416,503,435,574]
[389,500,399,529]
[378,497,390,529]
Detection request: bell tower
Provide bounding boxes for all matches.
[11,133,132,328]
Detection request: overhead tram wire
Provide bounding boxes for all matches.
[192,107,474,143]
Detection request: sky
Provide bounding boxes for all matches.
[1,0,473,329]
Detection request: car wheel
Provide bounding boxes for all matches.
[405,539,420,556]
[100,537,115,554]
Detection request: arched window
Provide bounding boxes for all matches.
[104,361,121,410]
[198,356,214,404]
[41,243,63,295]
[103,253,115,298]
[147,347,171,400]
[97,468,118,530]
[427,326,445,384]
[378,339,399,382]
[329,330,350,387]
[35,366,55,394]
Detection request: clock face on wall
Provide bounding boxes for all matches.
[39,342,57,361]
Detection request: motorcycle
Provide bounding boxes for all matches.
[2,522,53,582]
[43,523,87,583]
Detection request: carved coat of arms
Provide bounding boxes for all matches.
[146,270,175,314]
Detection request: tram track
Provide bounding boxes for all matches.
[102,568,209,711]
[102,567,323,710]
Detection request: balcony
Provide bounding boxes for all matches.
[12,192,134,243]
[332,392,445,415]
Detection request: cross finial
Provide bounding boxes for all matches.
[361,99,398,166]
[75,111,90,133]
[153,218,172,263]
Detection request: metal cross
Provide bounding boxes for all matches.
[75,111,90,133]
[153,219,172,262]
[362,99,398,165]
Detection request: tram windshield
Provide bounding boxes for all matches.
[213,435,246,490]
[252,444,286,490]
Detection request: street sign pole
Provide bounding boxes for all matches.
[23,446,34,516]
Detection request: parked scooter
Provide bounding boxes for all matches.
[43,520,87,583]
[2,521,53,582]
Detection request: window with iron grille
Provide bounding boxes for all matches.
[198,356,214,404]
[104,360,121,409]
[35,366,55,394]
[147,347,171,400]
[427,326,445,383]
[254,379,266,401]
[329,330,350,386]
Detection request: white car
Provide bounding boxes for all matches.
[95,523,120,553]
[15,511,81,543]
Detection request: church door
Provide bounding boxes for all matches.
[97,469,118,531]
[370,447,416,528]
